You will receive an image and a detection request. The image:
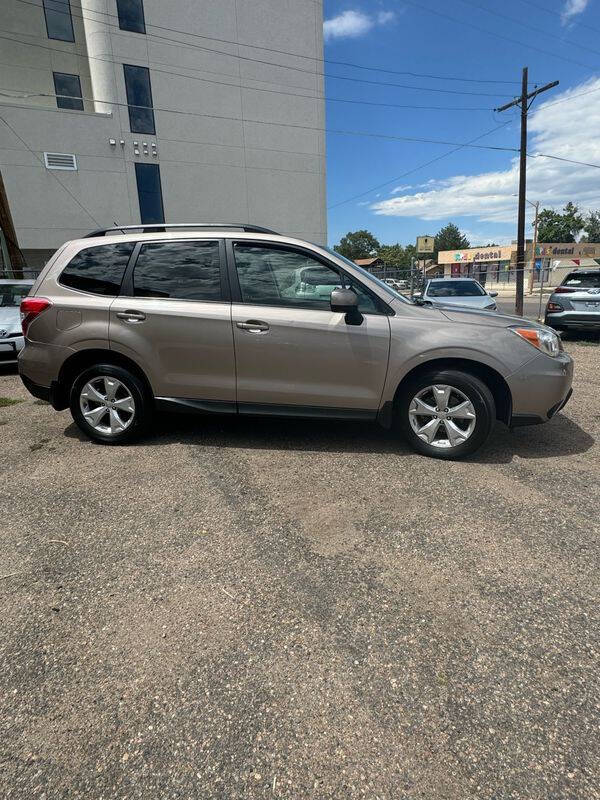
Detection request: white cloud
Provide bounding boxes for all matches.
[323,9,395,41]
[370,77,600,226]
[561,0,589,26]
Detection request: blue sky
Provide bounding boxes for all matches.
[323,0,600,248]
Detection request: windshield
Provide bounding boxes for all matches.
[321,247,410,303]
[563,272,600,289]
[427,280,485,297]
[0,284,31,307]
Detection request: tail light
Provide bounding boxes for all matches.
[547,301,563,312]
[20,297,52,337]
[554,286,576,294]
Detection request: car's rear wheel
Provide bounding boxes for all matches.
[70,364,151,444]
[396,369,495,459]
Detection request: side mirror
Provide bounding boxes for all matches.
[413,291,423,299]
[489,291,498,298]
[330,288,363,325]
[330,288,358,313]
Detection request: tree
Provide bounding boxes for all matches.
[433,223,470,257]
[582,210,600,242]
[537,202,584,243]
[378,243,405,267]
[334,229,380,261]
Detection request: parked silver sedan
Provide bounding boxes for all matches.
[0,279,34,365]
[417,278,498,311]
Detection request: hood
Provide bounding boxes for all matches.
[0,307,22,335]
[438,304,544,329]
[428,294,495,309]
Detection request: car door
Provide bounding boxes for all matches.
[228,241,391,416]
[109,238,236,408]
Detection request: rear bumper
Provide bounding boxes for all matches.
[507,351,573,426]
[545,310,600,329]
[20,374,66,410]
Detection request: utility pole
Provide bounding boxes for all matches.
[495,70,558,316]
[0,170,26,277]
[528,200,539,295]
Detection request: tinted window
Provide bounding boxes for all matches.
[117,0,146,33]
[60,243,134,295]
[123,64,155,134]
[133,241,222,300]
[234,244,380,313]
[135,163,164,224]
[43,0,75,42]
[563,272,600,288]
[53,72,83,110]
[427,280,485,297]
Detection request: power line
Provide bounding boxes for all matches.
[12,0,526,86]
[0,85,520,149]
[328,122,512,210]
[0,30,513,99]
[0,113,101,226]
[0,80,492,114]
[514,0,600,37]
[457,0,600,60]
[401,0,600,74]
[539,82,600,111]
[531,153,600,169]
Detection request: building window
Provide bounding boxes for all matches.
[135,163,164,224]
[123,64,155,134]
[53,72,83,111]
[42,0,75,42]
[133,242,222,300]
[116,0,146,33]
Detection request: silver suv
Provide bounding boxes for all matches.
[19,224,573,459]
[545,268,600,332]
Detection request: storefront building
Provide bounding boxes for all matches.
[437,243,600,285]
[436,246,513,283]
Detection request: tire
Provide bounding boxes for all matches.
[70,363,152,445]
[396,369,496,460]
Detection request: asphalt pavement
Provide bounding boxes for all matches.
[1,338,599,799]
[496,295,548,320]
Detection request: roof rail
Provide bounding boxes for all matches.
[84,223,279,238]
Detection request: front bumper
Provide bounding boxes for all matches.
[507,350,574,426]
[0,335,24,364]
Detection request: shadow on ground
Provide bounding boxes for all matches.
[63,408,595,463]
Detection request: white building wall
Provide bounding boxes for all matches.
[0,0,326,258]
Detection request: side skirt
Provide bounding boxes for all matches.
[155,397,377,422]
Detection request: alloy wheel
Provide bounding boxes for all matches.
[79,376,136,436]
[408,384,477,449]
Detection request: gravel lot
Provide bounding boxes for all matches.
[1,337,599,800]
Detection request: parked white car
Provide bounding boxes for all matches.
[0,279,34,365]
[416,278,498,311]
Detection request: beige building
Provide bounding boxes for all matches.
[0,0,326,268]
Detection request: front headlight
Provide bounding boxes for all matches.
[485,303,497,311]
[511,326,561,356]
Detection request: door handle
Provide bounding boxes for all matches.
[236,320,270,333]
[116,310,146,323]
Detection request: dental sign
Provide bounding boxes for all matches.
[438,245,512,264]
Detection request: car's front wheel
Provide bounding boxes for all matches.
[396,369,496,459]
[70,364,151,444]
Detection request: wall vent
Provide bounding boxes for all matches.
[44,152,77,170]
